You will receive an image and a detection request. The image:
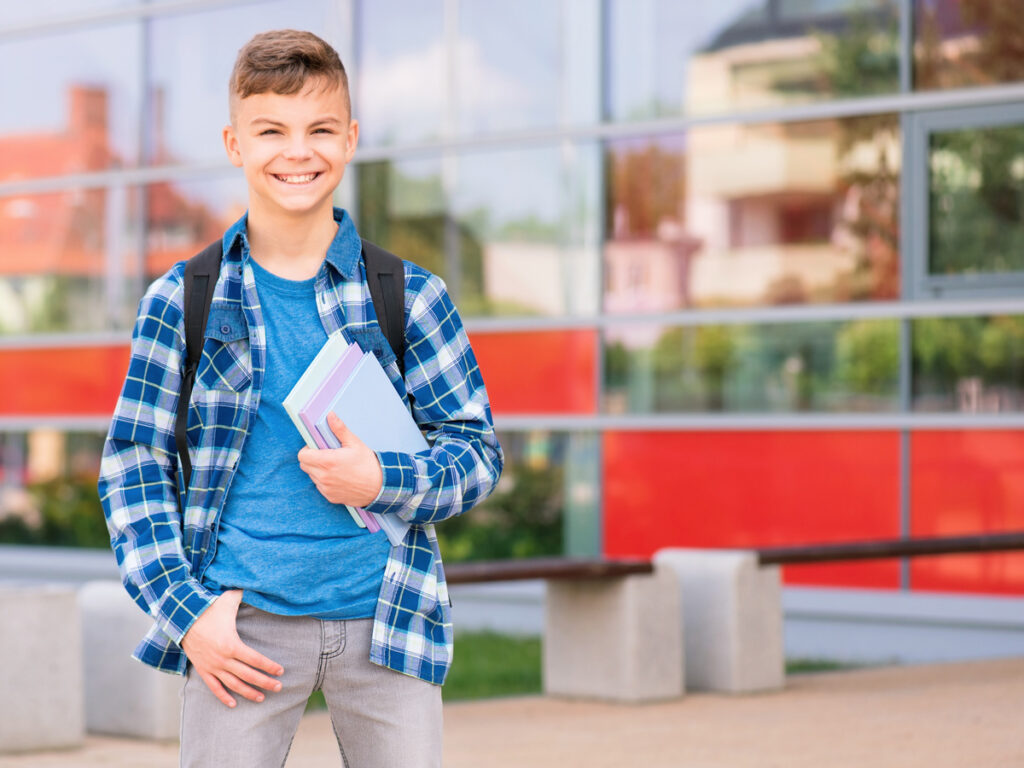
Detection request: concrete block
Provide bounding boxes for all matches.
[543,563,684,702]
[0,585,84,753]
[79,581,183,740]
[655,548,783,693]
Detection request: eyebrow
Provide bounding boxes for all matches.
[250,116,344,128]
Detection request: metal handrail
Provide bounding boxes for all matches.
[756,531,1024,566]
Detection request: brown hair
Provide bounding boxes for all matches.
[229,29,350,119]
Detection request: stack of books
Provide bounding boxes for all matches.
[283,332,426,546]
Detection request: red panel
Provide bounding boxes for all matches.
[603,431,902,588]
[0,345,130,417]
[911,431,1024,595]
[469,330,597,415]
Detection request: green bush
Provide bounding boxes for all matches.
[0,476,109,549]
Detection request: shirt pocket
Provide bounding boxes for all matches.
[347,325,398,370]
[195,305,253,393]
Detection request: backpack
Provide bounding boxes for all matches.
[173,239,406,501]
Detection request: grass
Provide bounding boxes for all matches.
[785,658,864,675]
[303,636,862,710]
[306,631,542,711]
[442,631,543,701]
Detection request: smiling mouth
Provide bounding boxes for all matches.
[272,172,322,184]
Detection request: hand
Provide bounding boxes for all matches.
[180,589,284,708]
[298,413,384,508]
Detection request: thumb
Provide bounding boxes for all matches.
[327,412,357,445]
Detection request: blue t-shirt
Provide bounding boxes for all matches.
[202,254,390,618]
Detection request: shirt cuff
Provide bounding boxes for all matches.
[153,577,219,645]
[364,450,419,517]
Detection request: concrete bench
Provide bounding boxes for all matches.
[79,581,183,741]
[447,558,685,703]
[0,585,84,754]
[656,548,784,693]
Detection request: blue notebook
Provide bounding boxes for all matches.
[315,351,428,546]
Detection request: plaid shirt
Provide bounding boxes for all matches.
[98,208,503,684]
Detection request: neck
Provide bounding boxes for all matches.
[245,200,338,280]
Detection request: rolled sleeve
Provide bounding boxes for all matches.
[362,270,503,525]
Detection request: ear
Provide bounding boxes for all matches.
[344,119,359,164]
[223,124,243,168]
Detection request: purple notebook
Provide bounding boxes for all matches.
[298,343,363,448]
[297,342,380,534]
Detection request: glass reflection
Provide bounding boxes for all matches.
[434,430,600,561]
[604,115,900,312]
[1,1,137,26]
[356,0,444,146]
[929,122,1024,277]
[452,145,600,317]
[607,0,899,120]
[147,0,338,165]
[354,156,446,282]
[913,316,1024,412]
[604,319,900,413]
[0,24,142,177]
[914,0,1024,90]
[0,430,107,549]
[0,188,140,334]
[144,175,248,281]
[457,0,560,134]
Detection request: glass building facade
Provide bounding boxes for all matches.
[2,0,1023,594]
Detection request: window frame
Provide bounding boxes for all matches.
[905,102,1024,300]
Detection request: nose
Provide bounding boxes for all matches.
[282,136,314,161]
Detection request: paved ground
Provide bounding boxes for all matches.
[3,658,1023,767]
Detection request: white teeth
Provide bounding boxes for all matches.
[276,173,318,183]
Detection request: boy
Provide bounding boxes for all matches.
[98,29,503,768]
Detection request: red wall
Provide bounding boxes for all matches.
[0,345,129,417]
[603,430,903,588]
[910,431,1024,595]
[469,329,597,414]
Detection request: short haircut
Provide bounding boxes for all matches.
[229,29,351,120]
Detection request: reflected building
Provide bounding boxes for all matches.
[3,0,1024,644]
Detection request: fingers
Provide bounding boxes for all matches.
[218,669,267,704]
[227,657,283,694]
[197,654,282,709]
[199,670,237,709]
[235,641,285,678]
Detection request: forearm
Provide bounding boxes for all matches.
[364,426,503,525]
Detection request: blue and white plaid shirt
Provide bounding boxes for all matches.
[98,208,503,684]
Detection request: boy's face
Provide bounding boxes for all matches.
[223,79,358,220]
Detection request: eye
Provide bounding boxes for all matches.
[313,128,335,134]
[259,128,281,136]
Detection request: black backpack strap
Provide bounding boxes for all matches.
[175,240,222,506]
[362,240,406,377]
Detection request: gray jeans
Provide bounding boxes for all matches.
[179,604,442,768]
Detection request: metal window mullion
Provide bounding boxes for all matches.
[0,162,235,198]
[7,412,1024,436]
[459,297,1024,334]
[134,11,154,322]
[0,0,272,41]
[899,318,913,590]
[899,0,913,93]
[489,413,1024,432]
[8,293,1024,348]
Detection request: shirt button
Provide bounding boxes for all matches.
[221,325,231,334]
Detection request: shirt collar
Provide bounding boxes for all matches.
[221,207,363,280]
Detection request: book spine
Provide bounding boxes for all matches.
[283,402,319,450]
[375,512,409,547]
[355,507,381,533]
